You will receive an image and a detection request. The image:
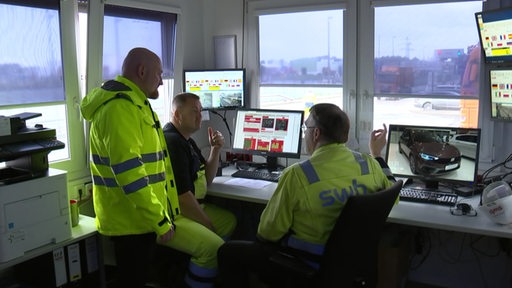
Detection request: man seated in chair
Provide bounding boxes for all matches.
[217,103,395,287]
[160,92,237,288]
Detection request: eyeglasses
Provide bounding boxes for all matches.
[301,124,316,132]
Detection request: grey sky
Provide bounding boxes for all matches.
[260,1,482,62]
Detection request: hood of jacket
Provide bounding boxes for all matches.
[80,76,143,121]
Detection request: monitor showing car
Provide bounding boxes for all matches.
[398,128,461,175]
[386,124,481,190]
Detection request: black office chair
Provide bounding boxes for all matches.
[269,180,403,288]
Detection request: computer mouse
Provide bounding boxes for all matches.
[456,203,472,214]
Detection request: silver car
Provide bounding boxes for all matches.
[414,91,461,110]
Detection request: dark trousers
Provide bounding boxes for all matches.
[218,240,284,288]
[110,233,156,288]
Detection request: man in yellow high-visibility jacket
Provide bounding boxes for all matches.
[218,103,394,287]
[80,48,178,288]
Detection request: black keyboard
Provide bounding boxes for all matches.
[231,169,281,182]
[399,187,458,206]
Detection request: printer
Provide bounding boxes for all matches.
[0,112,65,184]
[0,113,71,262]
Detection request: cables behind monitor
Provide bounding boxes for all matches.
[208,109,233,148]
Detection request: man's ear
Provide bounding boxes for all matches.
[313,127,321,143]
[137,64,145,78]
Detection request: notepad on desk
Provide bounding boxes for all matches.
[224,177,273,189]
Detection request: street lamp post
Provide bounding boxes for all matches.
[327,17,332,73]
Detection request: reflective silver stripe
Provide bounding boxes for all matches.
[352,152,369,175]
[93,175,118,187]
[299,160,320,184]
[288,236,325,256]
[123,177,149,194]
[92,154,110,165]
[141,151,164,162]
[148,172,166,184]
[112,157,142,174]
[123,172,166,194]
[188,261,217,279]
[93,172,166,194]
[93,151,164,174]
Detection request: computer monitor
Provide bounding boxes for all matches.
[475,7,512,64]
[183,68,246,110]
[385,124,481,192]
[490,68,512,121]
[231,108,304,171]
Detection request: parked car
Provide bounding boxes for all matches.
[448,134,478,160]
[398,128,461,175]
[413,91,461,110]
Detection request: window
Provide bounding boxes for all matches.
[79,4,177,124]
[373,1,482,129]
[0,0,70,162]
[0,1,64,106]
[258,9,343,117]
[102,5,176,80]
[102,5,177,123]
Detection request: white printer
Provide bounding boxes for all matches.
[0,168,71,262]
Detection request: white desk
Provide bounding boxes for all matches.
[208,166,512,239]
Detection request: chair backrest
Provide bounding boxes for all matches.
[319,180,403,288]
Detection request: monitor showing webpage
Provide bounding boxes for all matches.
[490,69,512,121]
[232,109,304,163]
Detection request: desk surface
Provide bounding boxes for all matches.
[208,166,512,239]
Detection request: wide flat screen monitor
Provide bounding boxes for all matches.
[385,124,481,192]
[183,68,246,110]
[232,108,304,171]
[490,68,512,121]
[475,7,512,64]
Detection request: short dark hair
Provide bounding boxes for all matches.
[309,103,350,143]
[172,92,200,110]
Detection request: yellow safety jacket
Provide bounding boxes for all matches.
[258,143,392,255]
[80,76,180,236]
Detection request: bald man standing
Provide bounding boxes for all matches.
[81,48,179,288]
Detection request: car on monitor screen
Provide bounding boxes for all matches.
[398,128,461,175]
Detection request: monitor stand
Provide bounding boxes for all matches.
[266,156,279,172]
[404,178,451,193]
[253,156,283,173]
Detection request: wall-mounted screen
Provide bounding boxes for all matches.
[183,68,246,110]
[475,7,512,64]
[490,68,512,121]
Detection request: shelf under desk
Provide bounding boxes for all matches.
[208,167,512,239]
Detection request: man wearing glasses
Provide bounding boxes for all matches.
[218,103,394,287]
